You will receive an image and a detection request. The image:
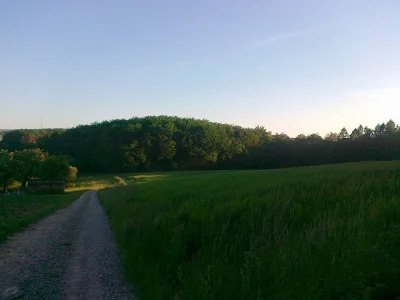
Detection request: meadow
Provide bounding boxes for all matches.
[0,193,77,242]
[100,161,400,300]
[0,174,126,242]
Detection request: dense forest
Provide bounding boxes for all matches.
[0,130,11,142]
[1,116,399,173]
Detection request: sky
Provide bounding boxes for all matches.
[1,0,399,137]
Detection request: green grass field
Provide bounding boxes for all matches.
[0,193,78,242]
[0,174,126,242]
[100,161,400,300]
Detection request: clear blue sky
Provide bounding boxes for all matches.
[1,0,399,136]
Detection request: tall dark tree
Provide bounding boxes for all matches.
[350,126,364,140]
[386,119,396,134]
[375,123,387,136]
[364,127,375,138]
[339,128,349,139]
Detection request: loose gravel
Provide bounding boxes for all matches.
[0,191,136,300]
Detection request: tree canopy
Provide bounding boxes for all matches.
[12,149,48,188]
[0,148,78,193]
[40,156,71,181]
[1,116,399,174]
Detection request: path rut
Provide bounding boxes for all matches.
[0,191,135,300]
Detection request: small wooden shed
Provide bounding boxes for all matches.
[28,180,66,192]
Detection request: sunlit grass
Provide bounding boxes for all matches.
[100,161,400,300]
[65,174,126,192]
[118,170,234,184]
[117,173,168,184]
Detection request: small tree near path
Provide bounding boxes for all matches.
[40,156,76,191]
[13,149,48,189]
[40,156,70,180]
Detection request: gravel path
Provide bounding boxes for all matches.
[0,191,136,300]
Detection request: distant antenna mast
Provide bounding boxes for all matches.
[41,119,43,129]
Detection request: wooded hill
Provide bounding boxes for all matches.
[0,130,11,142]
[1,116,399,173]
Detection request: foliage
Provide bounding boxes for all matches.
[100,161,400,300]
[39,156,71,180]
[12,148,48,188]
[68,166,78,181]
[0,149,79,193]
[338,127,349,139]
[0,150,15,193]
[1,116,399,173]
[324,132,339,141]
[0,130,10,144]
[0,129,65,151]
[307,133,323,140]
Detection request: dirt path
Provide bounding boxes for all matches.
[119,177,132,185]
[0,191,135,300]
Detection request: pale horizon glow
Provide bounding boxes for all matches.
[1,1,399,137]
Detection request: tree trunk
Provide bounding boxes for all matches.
[3,183,7,194]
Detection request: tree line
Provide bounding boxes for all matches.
[0,130,10,142]
[0,148,77,193]
[0,116,399,174]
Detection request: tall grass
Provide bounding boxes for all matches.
[100,161,400,299]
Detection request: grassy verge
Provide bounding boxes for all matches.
[0,174,126,242]
[0,194,77,242]
[65,174,126,192]
[117,170,232,184]
[100,161,400,300]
